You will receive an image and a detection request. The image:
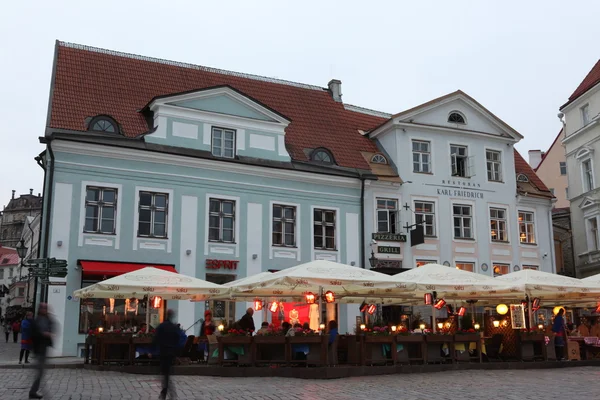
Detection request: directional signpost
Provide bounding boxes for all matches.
[26,258,69,302]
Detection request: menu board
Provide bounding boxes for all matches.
[510,304,526,329]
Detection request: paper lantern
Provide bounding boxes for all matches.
[496,304,508,315]
[324,291,335,303]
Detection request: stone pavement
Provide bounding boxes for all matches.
[0,336,79,367]
[0,367,599,400]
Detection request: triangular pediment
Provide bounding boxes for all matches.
[579,196,599,210]
[146,85,290,125]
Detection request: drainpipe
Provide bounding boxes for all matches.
[360,175,366,268]
[547,206,557,274]
[40,140,55,304]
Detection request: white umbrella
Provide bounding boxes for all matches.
[495,269,600,300]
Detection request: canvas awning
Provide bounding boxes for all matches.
[79,260,177,278]
[496,269,600,300]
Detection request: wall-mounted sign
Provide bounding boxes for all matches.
[377,246,401,254]
[206,259,239,270]
[436,188,484,199]
[372,233,407,242]
[510,304,526,329]
[425,179,491,200]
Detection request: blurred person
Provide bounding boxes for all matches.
[19,312,33,364]
[154,309,179,400]
[552,308,567,361]
[12,319,21,343]
[257,322,269,335]
[3,321,10,343]
[29,303,55,399]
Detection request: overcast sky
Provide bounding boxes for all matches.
[1,0,598,205]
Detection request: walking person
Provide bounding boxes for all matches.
[154,309,180,400]
[12,319,21,343]
[29,303,55,399]
[20,312,34,364]
[3,321,10,343]
[552,308,567,361]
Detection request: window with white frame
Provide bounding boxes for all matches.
[456,262,475,272]
[0,269,3,279]
[587,217,599,252]
[84,186,117,234]
[559,162,567,175]
[522,265,539,270]
[490,208,508,242]
[453,204,473,239]
[314,209,336,250]
[209,198,236,243]
[414,201,435,237]
[272,204,296,247]
[581,104,590,125]
[582,159,594,192]
[376,199,399,234]
[138,191,168,238]
[8,268,13,278]
[412,140,431,173]
[518,211,536,244]
[416,260,436,267]
[211,127,235,158]
[493,263,510,276]
[486,150,502,182]
[451,145,473,177]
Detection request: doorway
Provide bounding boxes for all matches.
[205,273,236,327]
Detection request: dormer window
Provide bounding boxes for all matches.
[89,116,118,133]
[371,154,388,164]
[311,148,334,164]
[211,127,235,158]
[448,111,466,124]
[516,173,529,183]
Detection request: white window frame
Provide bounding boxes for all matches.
[522,265,539,270]
[132,186,174,253]
[271,203,298,247]
[376,198,400,234]
[311,205,340,261]
[581,158,595,193]
[450,143,474,178]
[78,181,123,249]
[452,202,474,240]
[269,201,301,261]
[203,193,240,257]
[559,162,567,176]
[211,126,236,158]
[485,149,503,182]
[137,191,170,239]
[414,200,436,237]
[489,206,509,243]
[412,139,432,174]
[492,263,510,276]
[208,198,237,243]
[313,208,337,251]
[518,209,537,245]
[83,186,118,235]
[581,104,590,126]
[452,257,477,274]
[455,262,475,272]
[586,216,600,253]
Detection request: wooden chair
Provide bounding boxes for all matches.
[485,334,504,362]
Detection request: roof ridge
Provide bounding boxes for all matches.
[58,41,326,92]
[344,104,392,118]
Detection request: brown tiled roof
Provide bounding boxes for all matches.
[561,59,600,109]
[49,42,384,170]
[514,150,553,198]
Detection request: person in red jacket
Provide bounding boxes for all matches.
[12,320,20,343]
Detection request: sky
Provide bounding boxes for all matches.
[1,0,598,205]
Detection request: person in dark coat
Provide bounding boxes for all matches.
[237,308,255,333]
[29,303,55,399]
[154,309,180,400]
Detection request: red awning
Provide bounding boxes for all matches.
[80,261,177,278]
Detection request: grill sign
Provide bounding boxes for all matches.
[377,246,400,254]
[206,259,239,270]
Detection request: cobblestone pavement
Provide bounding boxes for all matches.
[0,367,599,400]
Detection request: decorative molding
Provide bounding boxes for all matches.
[83,237,113,247]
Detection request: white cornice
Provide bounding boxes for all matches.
[373,122,517,143]
[562,117,600,145]
[51,140,361,190]
[560,82,600,112]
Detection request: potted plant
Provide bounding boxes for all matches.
[454,328,480,343]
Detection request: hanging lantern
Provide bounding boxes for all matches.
[457,306,466,317]
[152,296,162,309]
[553,306,565,315]
[496,304,509,315]
[359,302,368,312]
[324,291,335,303]
[254,300,263,311]
[493,320,500,328]
[305,292,316,304]
[433,299,446,310]
[367,304,376,315]
[269,302,279,313]
[424,293,433,305]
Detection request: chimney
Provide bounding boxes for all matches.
[11,190,15,199]
[528,150,543,170]
[38,193,41,197]
[328,79,342,102]
[29,189,33,195]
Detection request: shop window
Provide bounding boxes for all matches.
[493,264,510,276]
[209,198,236,243]
[314,209,336,250]
[84,186,117,234]
[138,191,168,238]
[456,262,475,272]
[273,204,296,247]
[416,260,436,267]
[376,198,399,234]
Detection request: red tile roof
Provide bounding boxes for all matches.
[0,247,18,266]
[514,150,553,197]
[49,42,383,170]
[562,59,600,109]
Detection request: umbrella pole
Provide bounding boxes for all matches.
[318,286,324,326]
[146,296,151,328]
[431,305,436,333]
[527,294,533,330]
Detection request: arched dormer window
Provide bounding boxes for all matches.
[311,148,334,164]
[448,111,466,124]
[370,154,388,164]
[88,115,118,133]
[516,173,529,183]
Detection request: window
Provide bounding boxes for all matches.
[412,140,431,173]
[559,162,567,175]
[588,218,599,252]
[311,148,334,164]
[486,150,502,182]
[451,145,472,177]
[209,198,236,243]
[582,159,594,192]
[416,260,436,267]
[273,204,296,247]
[516,173,529,183]
[18,288,24,297]
[8,268,13,278]
[371,154,387,164]
[456,262,475,272]
[89,116,117,133]
[138,191,168,238]
[453,204,473,239]
[522,265,539,270]
[84,186,117,234]
[490,208,508,242]
[493,264,509,276]
[0,269,3,279]
[448,112,466,124]
[414,201,436,237]
[581,104,590,125]
[376,199,399,234]
[314,209,336,250]
[518,211,536,244]
[566,187,569,199]
[211,127,235,158]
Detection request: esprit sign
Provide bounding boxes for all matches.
[206,259,239,270]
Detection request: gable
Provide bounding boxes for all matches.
[170,94,277,122]
[580,196,599,210]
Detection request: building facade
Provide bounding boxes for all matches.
[529,130,569,209]
[0,190,42,248]
[560,59,600,277]
[0,247,19,319]
[39,42,555,357]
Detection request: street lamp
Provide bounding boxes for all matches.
[368,250,377,269]
[15,240,27,279]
